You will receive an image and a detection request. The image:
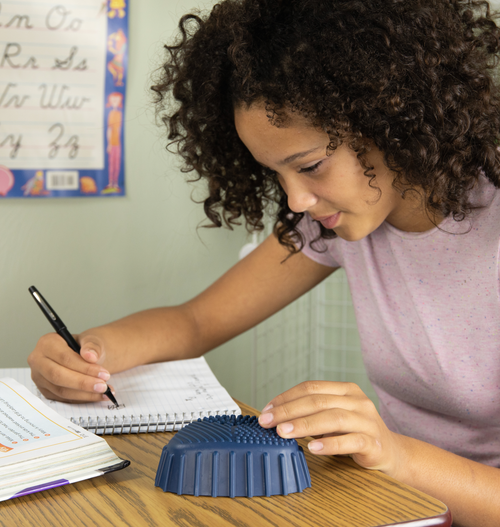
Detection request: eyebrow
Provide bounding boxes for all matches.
[280,146,324,165]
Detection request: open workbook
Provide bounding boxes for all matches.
[0,378,129,502]
[1,357,241,435]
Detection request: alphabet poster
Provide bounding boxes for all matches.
[0,0,128,198]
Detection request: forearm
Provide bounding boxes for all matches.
[79,303,203,373]
[80,234,334,377]
[392,434,500,527]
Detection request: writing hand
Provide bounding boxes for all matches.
[27,332,115,403]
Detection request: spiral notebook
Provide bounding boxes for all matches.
[0,358,241,435]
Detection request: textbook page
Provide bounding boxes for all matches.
[0,378,101,463]
[0,378,129,502]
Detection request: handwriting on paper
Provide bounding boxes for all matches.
[107,403,126,411]
[0,1,107,169]
[186,374,215,402]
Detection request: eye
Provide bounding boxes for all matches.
[298,160,324,174]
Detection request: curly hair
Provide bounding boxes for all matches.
[151,0,500,253]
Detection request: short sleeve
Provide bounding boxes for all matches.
[296,213,342,268]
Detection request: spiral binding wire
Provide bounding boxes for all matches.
[72,408,239,435]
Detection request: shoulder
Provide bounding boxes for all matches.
[463,177,500,236]
[468,175,500,211]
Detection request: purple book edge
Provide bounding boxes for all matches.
[9,459,130,500]
[13,479,70,498]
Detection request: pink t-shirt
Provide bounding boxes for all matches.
[299,179,500,467]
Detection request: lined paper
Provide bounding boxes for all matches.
[0,358,241,434]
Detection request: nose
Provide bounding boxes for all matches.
[282,176,318,213]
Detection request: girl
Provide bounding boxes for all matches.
[28,1,500,524]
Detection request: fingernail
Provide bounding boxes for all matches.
[259,412,273,425]
[93,383,107,393]
[278,422,294,434]
[309,441,324,452]
[261,404,273,412]
[98,371,110,381]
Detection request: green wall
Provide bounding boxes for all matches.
[0,0,253,403]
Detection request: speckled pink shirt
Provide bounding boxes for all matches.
[299,179,500,467]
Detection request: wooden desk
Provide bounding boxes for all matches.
[0,401,451,527]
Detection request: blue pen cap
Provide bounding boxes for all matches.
[155,414,311,498]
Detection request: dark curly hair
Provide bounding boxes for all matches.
[151,0,500,252]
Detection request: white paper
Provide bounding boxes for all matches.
[1,358,241,434]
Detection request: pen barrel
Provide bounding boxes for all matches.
[58,327,81,354]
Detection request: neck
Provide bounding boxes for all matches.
[386,190,443,233]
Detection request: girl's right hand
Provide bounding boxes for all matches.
[27,332,115,403]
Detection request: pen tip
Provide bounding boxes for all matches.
[105,387,119,406]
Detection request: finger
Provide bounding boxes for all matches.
[37,382,116,404]
[259,391,372,429]
[34,356,111,398]
[48,340,110,380]
[28,333,114,403]
[79,335,107,365]
[35,365,116,402]
[273,407,371,440]
[33,354,111,390]
[308,432,384,468]
[80,348,99,363]
[261,380,363,411]
[29,333,110,380]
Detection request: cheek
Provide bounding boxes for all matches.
[322,176,377,212]
[318,173,358,203]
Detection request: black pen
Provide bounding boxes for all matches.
[28,285,119,406]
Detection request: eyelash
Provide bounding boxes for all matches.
[298,161,324,174]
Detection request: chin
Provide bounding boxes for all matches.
[334,229,368,242]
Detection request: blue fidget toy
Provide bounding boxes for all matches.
[155,414,311,497]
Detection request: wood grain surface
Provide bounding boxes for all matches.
[0,400,452,527]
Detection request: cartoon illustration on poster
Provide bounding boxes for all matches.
[0,167,14,196]
[107,29,127,87]
[103,92,123,194]
[0,0,128,198]
[22,171,50,196]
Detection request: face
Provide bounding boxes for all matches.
[109,94,121,108]
[234,104,431,240]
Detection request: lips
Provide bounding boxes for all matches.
[312,212,341,230]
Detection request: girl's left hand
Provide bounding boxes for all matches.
[258,381,403,475]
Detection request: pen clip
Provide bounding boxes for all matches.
[29,285,64,332]
[31,290,57,322]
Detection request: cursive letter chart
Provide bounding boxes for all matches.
[0,0,128,198]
